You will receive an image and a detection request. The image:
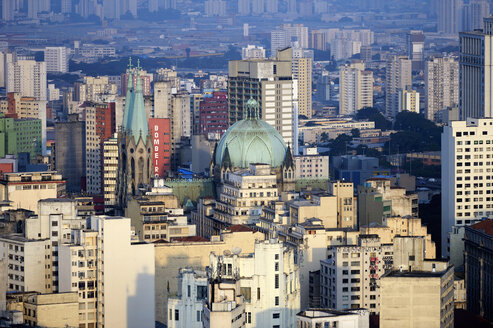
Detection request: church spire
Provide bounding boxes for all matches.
[122,58,134,131]
[128,60,149,143]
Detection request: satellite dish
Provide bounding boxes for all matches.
[223,250,231,256]
[232,247,242,255]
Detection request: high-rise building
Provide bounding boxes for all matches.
[59,216,155,328]
[241,45,266,60]
[398,87,420,113]
[406,30,425,71]
[271,24,309,54]
[84,102,115,195]
[7,59,47,101]
[459,17,493,119]
[289,48,312,119]
[425,56,459,121]
[149,118,171,178]
[461,0,490,32]
[2,0,14,21]
[54,115,86,192]
[199,91,228,137]
[271,29,289,55]
[437,0,463,34]
[464,219,493,321]
[44,47,68,73]
[0,114,42,159]
[385,55,412,119]
[74,76,118,103]
[103,134,118,213]
[204,0,226,16]
[339,61,374,116]
[228,56,295,147]
[310,30,327,51]
[441,118,493,257]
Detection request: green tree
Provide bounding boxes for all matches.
[356,107,390,131]
[351,128,360,138]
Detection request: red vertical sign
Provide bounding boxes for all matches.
[149,118,171,178]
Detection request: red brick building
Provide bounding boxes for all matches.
[199,91,228,137]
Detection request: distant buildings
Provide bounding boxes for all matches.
[199,91,228,137]
[204,0,226,16]
[0,115,43,160]
[44,47,68,73]
[461,0,490,32]
[398,87,419,114]
[385,55,412,119]
[7,59,47,101]
[241,45,266,60]
[296,309,369,327]
[406,30,424,71]
[459,17,493,119]
[270,24,308,54]
[294,148,329,180]
[339,61,373,116]
[437,0,462,34]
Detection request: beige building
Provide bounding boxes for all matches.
[386,55,412,118]
[154,227,264,324]
[7,292,79,328]
[425,56,459,121]
[203,279,246,328]
[214,164,279,226]
[0,171,66,214]
[294,148,329,180]
[339,61,373,116]
[399,87,420,114]
[358,177,418,226]
[7,59,47,101]
[380,262,454,328]
[289,192,338,228]
[328,180,357,229]
[74,76,118,103]
[288,47,313,118]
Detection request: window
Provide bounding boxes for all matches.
[174,309,179,321]
[196,310,201,322]
[257,287,261,300]
[274,296,279,306]
[273,313,280,319]
[275,254,279,260]
[197,286,207,300]
[187,285,191,297]
[240,287,251,302]
[247,312,252,324]
[275,274,279,288]
[275,262,279,271]
[169,309,172,321]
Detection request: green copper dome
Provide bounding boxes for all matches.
[215,99,287,168]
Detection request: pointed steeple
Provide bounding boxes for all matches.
[122,58,134,131]
[128,60,149,143]
[283,144,294,169]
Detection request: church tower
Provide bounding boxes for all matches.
[116,60,152,210]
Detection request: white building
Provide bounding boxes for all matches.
[339,61,373,116]
[242,45,266,60]
[385,55,412,119]
[441,118,493,257]
[207,239,300,328]
[425,56,459,121]
[44,47,68,73]
[167,269,208,328]
[459,17,493,119]
[59,216,155,328]
[7,59,47,101]
[296,308,369,328]
[103,134,118,213]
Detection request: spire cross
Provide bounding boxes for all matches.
[128,57,133,70]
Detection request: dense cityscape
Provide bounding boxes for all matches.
[0,0,490,327]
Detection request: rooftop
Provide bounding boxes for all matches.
[470,219,493,237]
[297,308,363,319]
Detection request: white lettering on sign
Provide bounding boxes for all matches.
[154,132,159,138]
[154,139,159,145]
[154,125,159,131]
[155,153,158,158]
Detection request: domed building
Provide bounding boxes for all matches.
[211,99,295,193]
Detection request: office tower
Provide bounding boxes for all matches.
[199,91,228,136]
[241,45,266,59]
[228,55,295,147]
[425,57,459,121]
[149,118,171,178]
[385,55,412,119]
[55,115,86,192]
[339,61,374,116]
[85,102,115,195]
[464,220,493,321]
[205,0,226,16]
[461,0,490,32]
[103,134,118,213]
[460,17,493,119]
[441,118,493,257]
[59,216,155,328]
[0,115,43,159]
[398,87,420,113]
[7,59,47,101]
[2,0,14,21]
[44,47,68,73]
[437,0,463,34]
[406,30,425,71]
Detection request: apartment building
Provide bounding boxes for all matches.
[59,216,155,328]
[328,180,357,229]
[425,56,459,121]
[441,118,493,256]
[7,59,47,101]
[102,134,118,213]
[339,61,373,116]
[294,148,329,180]
[385,55,412,119]
[44,47,68,73]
